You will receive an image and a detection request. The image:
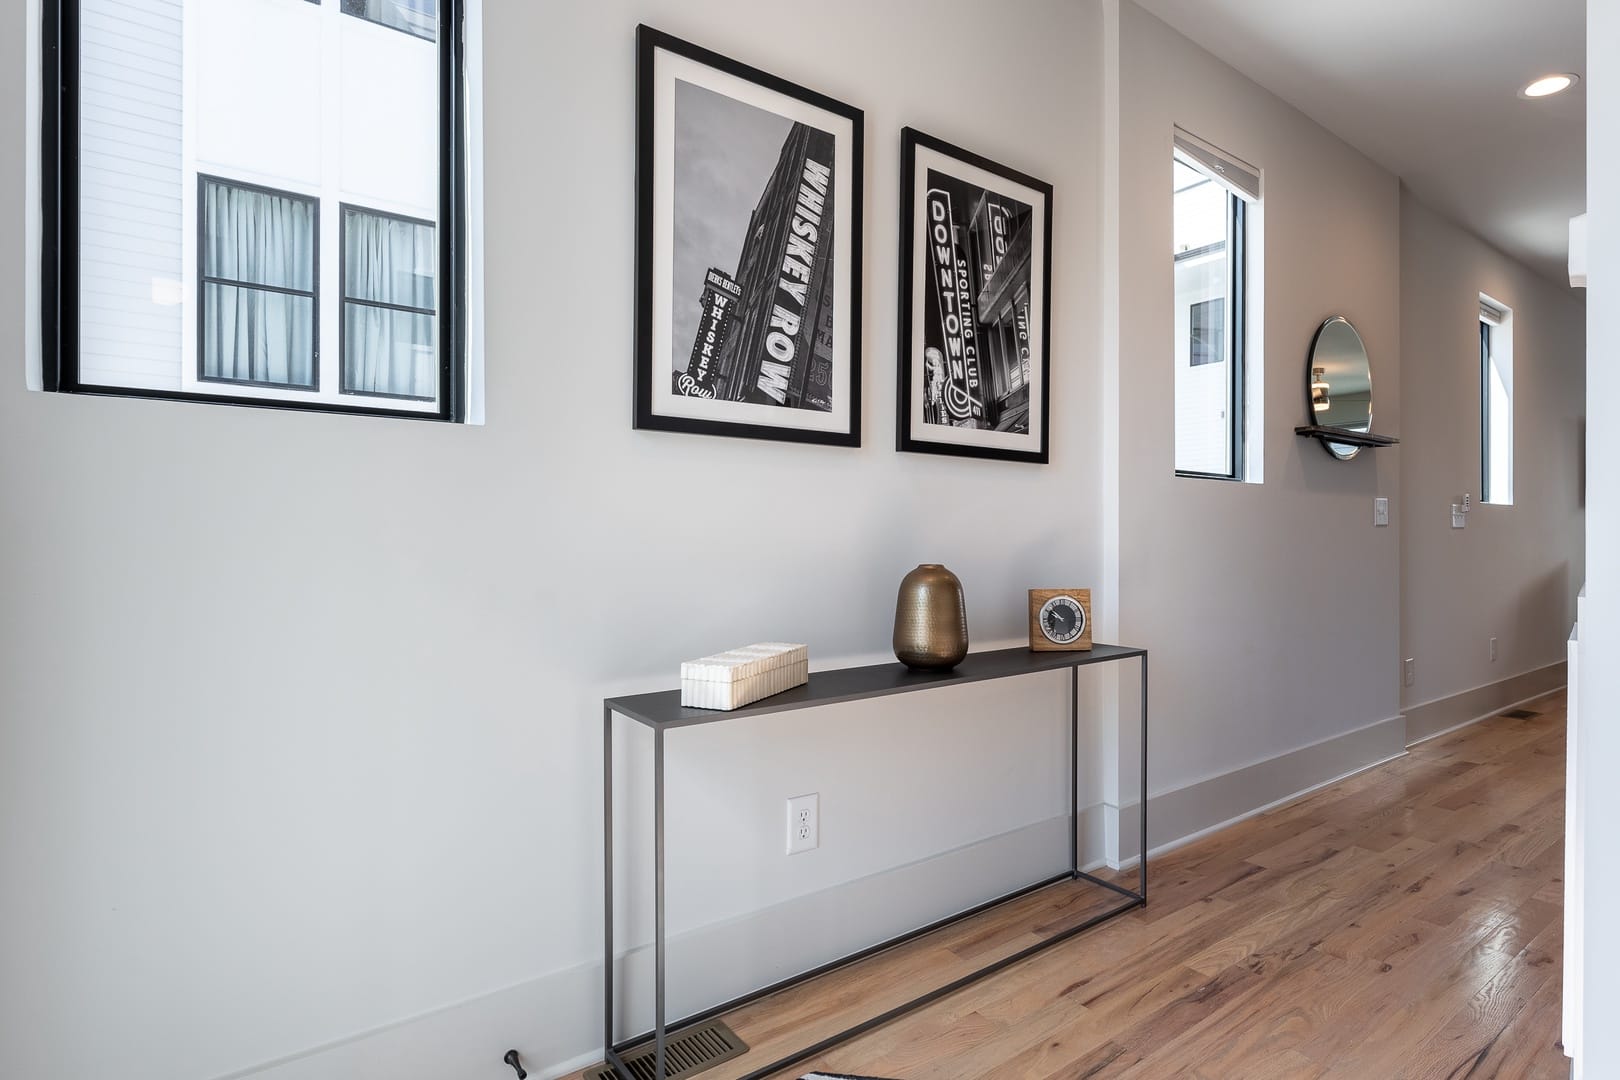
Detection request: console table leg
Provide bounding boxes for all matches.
[1139,654,1149,902]
[654,726,668,1080]
[603,705,615,1061]
[1069,665,1079,877]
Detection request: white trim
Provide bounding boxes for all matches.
[1104,712,1409,868]
[1405,684,1566,747]
[1402,661,1567,745]
[1108,744,1410,870]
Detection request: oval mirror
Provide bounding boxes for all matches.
[1307,316,1373,460]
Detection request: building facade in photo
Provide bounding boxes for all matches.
[710,122,838,412]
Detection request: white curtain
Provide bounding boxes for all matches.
[201,181,316,388]
[343,209,436,399]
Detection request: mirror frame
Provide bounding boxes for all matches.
[1305,315,1372,461]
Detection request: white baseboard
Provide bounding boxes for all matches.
[212,816,1074,1080]
[218,709,1422,1079]
[1403,662,1568,746]
[1105,712,1409,867]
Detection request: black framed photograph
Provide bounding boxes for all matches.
[897,128,1053,463]
[635,26,864,446]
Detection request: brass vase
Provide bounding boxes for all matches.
[893,564,969,670]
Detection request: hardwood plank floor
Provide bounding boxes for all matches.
[582,692,1568,1080]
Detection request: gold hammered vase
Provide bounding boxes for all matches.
[893,564,969,670]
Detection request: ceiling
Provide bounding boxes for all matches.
[1135,0,1586,284]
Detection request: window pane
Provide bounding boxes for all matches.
[202,283,316,388]
[1189,299,1224,367]
[69,0,447,413]
[202,180,316,292]
[342,0,436,41]
[343,209,435,310]
[342,306,436,398]
[1174,157,1236,477]
[342,207,437,399]
[1482,312,1514,505]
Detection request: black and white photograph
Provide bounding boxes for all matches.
[635,26,864,446]
[897,128,1053,463]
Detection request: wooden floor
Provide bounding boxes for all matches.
[587,692,1568,1080]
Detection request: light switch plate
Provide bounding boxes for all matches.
[1374,498,1390,527]
[1451,505,1466,529]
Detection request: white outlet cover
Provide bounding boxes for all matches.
[1374,498,1390,527]
[786,793,818,855]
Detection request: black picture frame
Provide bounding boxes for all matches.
[634,25,864,447]
[897,127,1053,464]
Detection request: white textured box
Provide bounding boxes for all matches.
[681,642,809,710]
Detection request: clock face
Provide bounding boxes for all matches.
[1039,595,1086,645]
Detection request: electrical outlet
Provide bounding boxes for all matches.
[1374,498,1390,527]
[1490,637,1499,662]
[1404,658,1416,687]
[786,793,818,855]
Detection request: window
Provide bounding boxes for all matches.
[42,0,469,421]
[200,177,318,391]
[1189,299,1223,367]
[1481,296,1514,505]
[1173,129,1257,479]
[342,206,437,400]
[342,0,437,41]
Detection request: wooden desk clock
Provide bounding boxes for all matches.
[1028,588,1093,651]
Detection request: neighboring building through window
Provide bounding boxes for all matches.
[1173,129,1257,479]
[43,0,467,420]
[1481,296,1514,505]
[342,0,437,42]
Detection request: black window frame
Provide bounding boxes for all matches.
[197,174,321,393]
[40,0,467,423]
[1174,188,1247,482]
[339,202,438,403]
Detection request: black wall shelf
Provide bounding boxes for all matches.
[1294,425,1400,450]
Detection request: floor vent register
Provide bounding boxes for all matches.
[590,1020,748,1080]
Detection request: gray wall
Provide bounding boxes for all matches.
[1110,1,1404,815]
[1399,189,1585,715]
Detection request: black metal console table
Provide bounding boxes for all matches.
[601,643,1148,1080]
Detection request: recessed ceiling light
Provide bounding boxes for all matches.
[1521,73,1580,98]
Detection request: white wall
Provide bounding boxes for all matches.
[1399,189,1584,716]
[1108,1,1404,844]
[1579,0,1620,1074]
[1,1,1106,1077]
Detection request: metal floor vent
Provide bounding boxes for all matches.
[590,1020,748,1080]
[1502,708,1540,720]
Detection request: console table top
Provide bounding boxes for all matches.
[606,643,1147,729]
